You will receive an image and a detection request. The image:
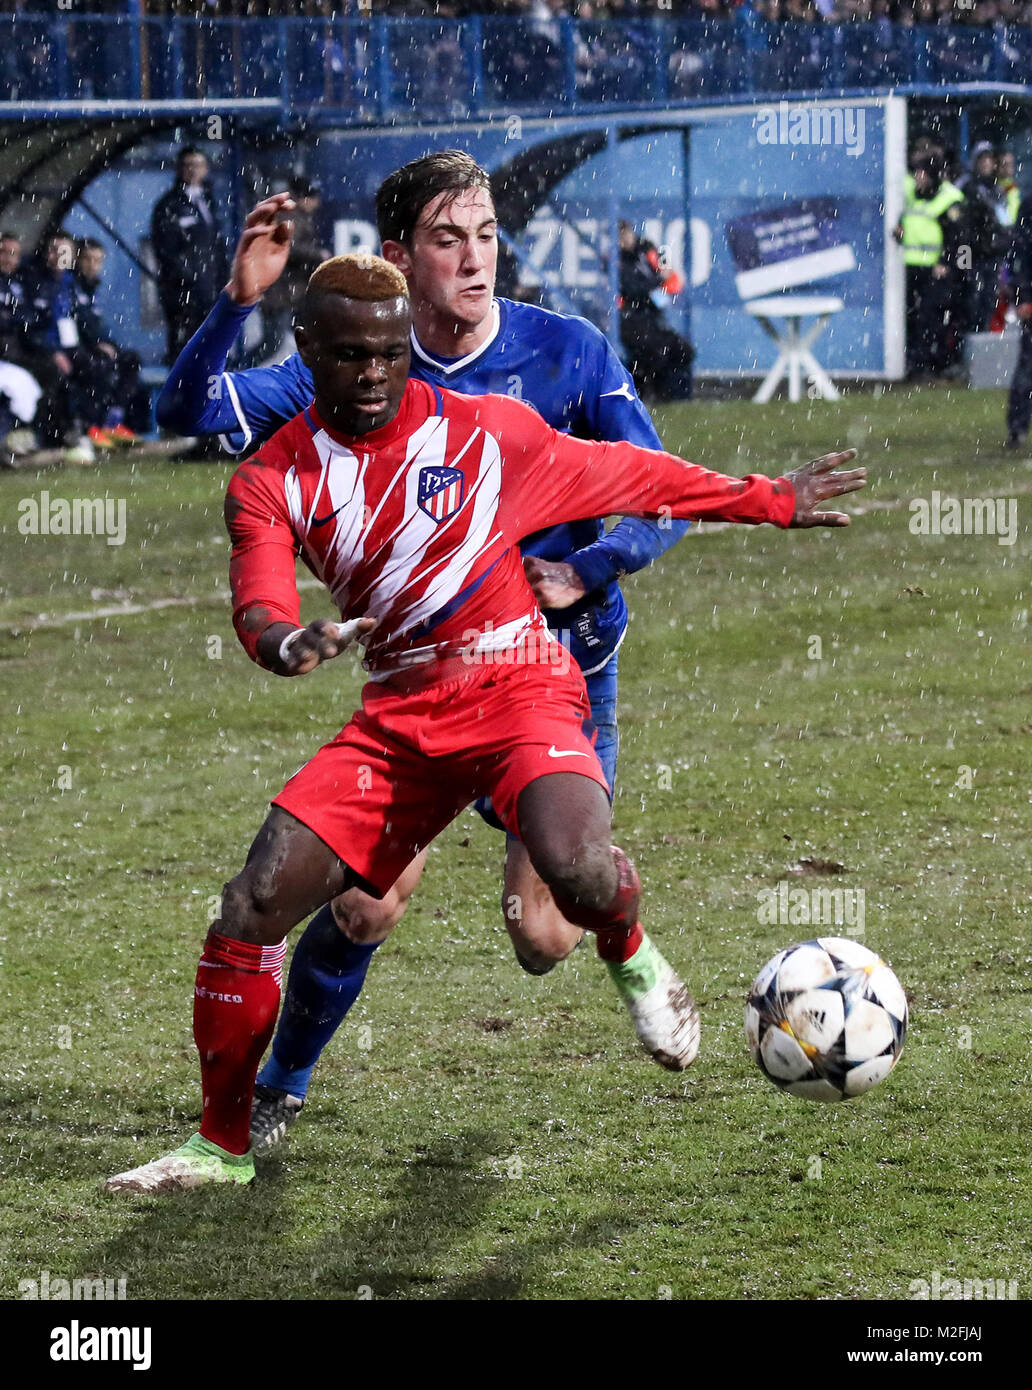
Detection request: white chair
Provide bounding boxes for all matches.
[744,295,844,403]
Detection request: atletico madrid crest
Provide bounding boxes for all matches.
[417,465,465,523]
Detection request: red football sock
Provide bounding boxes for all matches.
[596,921,644,964]
[193,931,287,1156]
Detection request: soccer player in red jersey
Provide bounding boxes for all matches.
[106,254,863,1191]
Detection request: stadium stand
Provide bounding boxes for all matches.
[2,6,1032,111]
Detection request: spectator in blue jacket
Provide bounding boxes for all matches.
[23,229,126,453]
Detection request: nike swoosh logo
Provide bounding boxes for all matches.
[600,383,634,401]
[311,504,347,528]
[547,746,590,759]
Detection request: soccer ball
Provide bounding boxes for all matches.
[745,937,907,1102]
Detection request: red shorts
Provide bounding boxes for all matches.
[272,656,609,897]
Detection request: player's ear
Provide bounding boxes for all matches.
[294,324,313,366]
[381,239,413,279]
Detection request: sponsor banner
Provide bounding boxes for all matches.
[690,97,905,377]
[312,99,903,380]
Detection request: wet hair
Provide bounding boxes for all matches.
[306,253,409,302]
[376,149,492,246]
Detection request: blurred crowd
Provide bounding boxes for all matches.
[6,0,1032,25]
[0,229,151,465]
[0,147,223,466]
[758,0,1032,22]
[0,149,329,466]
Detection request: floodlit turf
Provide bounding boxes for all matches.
[0,384,1029,1301]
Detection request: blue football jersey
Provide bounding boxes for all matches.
[160,294,689,673]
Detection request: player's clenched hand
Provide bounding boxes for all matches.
[263,618,376,676]
[523,556,588,609]
[227,193,296,307]
[784,449,866,528]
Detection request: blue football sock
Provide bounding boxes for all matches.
[256,903,380,1099]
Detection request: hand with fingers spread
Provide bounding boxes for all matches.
[257,617,377,677]
[784,449,866,528]
[226,193,297,307]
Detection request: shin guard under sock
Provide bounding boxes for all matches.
[193,931,286,1155]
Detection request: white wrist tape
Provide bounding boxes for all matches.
[334,618,367,647]
[277,627,306,666]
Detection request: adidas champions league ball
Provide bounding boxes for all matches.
[745,937,907,1101]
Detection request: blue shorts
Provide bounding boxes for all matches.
[475,652,619,833]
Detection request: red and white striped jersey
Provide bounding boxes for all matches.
[225,379,795,678]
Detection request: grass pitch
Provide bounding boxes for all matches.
[1,385,1029,1302]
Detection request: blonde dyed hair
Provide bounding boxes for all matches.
[307,253,409,302]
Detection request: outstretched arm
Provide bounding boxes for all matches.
[225,193,296,308]
[155,292,257,438]
[492,396,864,537]
[156,194,312,449]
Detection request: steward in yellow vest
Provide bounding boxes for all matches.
[898,166,965,269]
[894,160,967,378]
[999,177,1021,229]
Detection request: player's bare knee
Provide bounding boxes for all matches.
[516,900,582,963]
[217,873,276,942]
[532,841,615,914]
[331,890,400,944]
[517,944,561,973]
[524,933,575,968]
[541,863,605,914]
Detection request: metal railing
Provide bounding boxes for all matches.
[1,14,1030,114]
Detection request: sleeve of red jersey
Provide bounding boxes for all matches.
[224,454,302,667]
[488,396,796,538]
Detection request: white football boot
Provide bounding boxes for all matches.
[105,1133,255,1193]
[607,932,701,1070]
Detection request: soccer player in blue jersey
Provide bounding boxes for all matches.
[158,150,699,1148]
